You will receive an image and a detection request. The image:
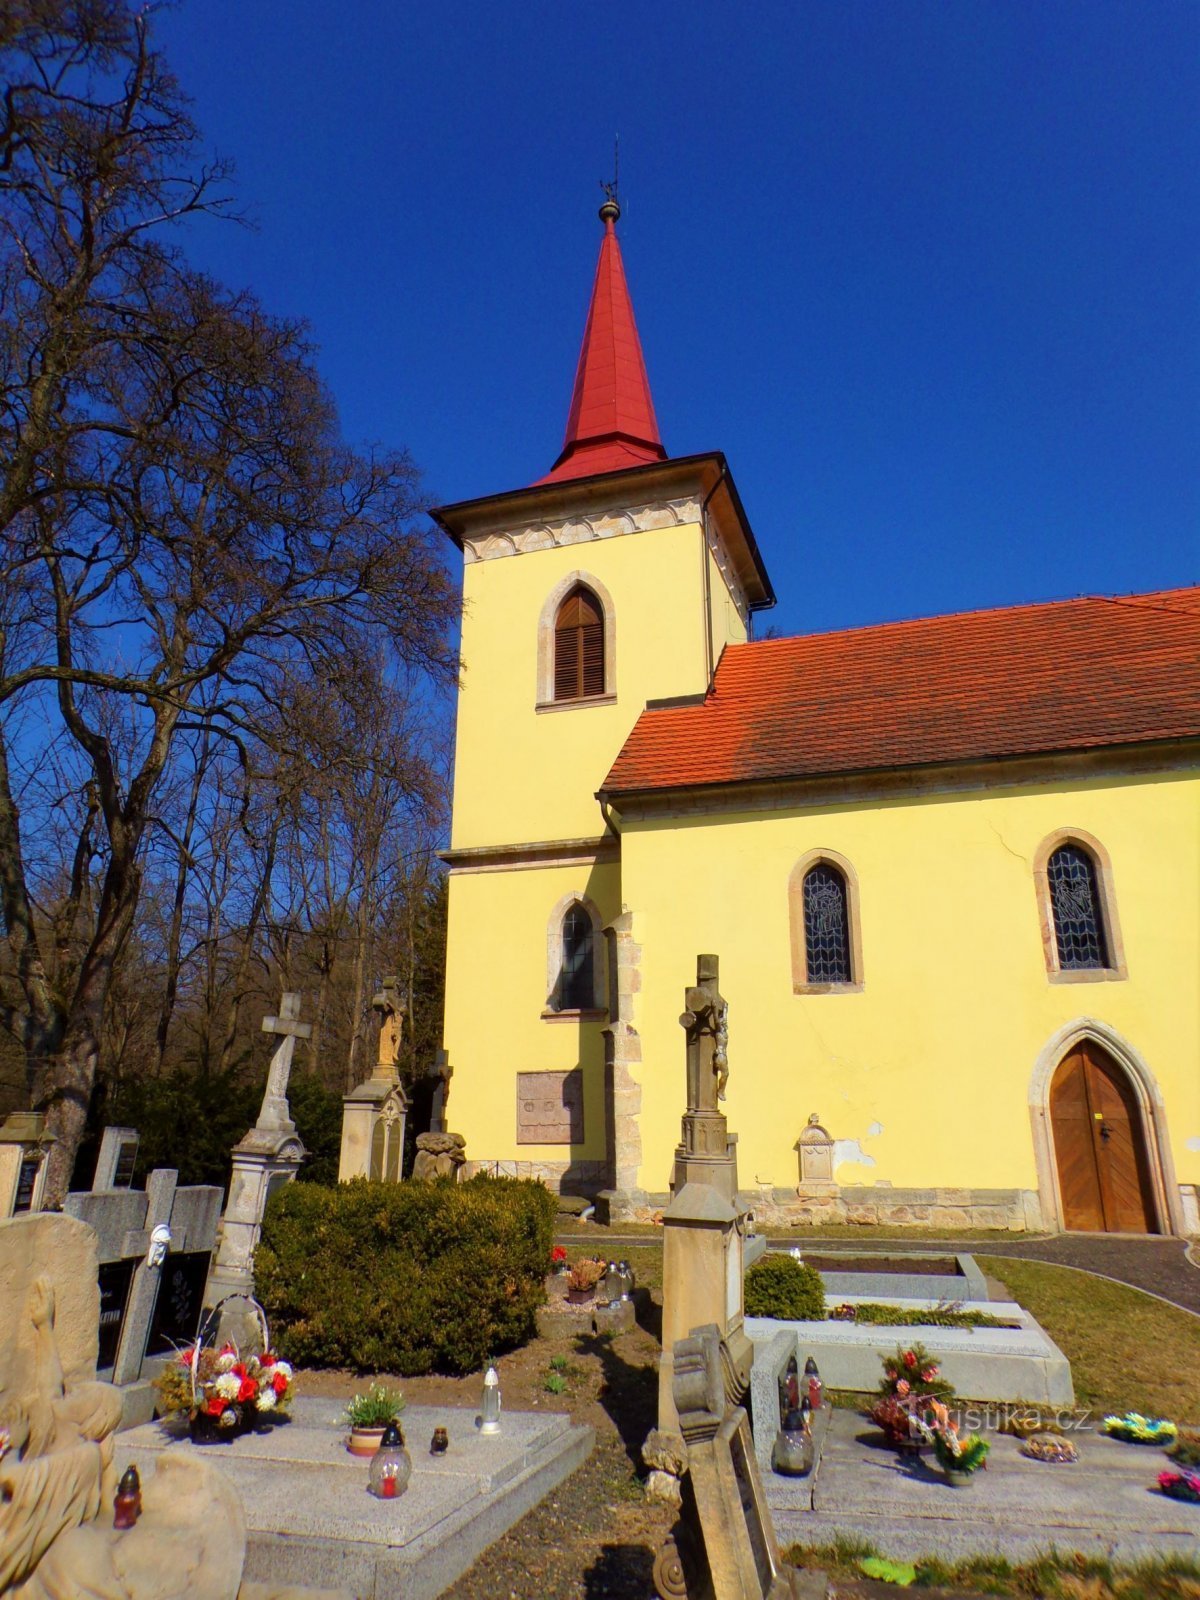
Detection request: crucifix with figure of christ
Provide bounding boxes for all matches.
[256,992,312,1133]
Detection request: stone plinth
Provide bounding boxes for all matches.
[205,1125,305,1349]
[116,1395,594,1600]
[338,1080,408,1183]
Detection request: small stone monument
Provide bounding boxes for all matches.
[795,1114,834,1189]
[653,1324,800,1599]
[0,1111,55,1218]
[204,992,308,1347]
[338,978,410,1182]
[652,957,755,1498]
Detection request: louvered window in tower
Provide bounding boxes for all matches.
[554,586,605,701]
[803,864,853,984]
[1047,845,1110,970]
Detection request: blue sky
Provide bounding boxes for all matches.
[156,1,1197,640]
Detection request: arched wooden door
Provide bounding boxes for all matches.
[1050,1041,1159,1233]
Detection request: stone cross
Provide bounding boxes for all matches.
[679,954,729,1113]
[426,1048,453,1134]
[256,992,311,1133]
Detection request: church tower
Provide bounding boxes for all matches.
[434,198,773,1197]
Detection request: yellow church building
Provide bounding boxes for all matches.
[434,196,1200,1236]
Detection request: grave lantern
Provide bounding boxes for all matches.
[601,1261,624,1304]
[113,1464,142,1528]
[479,1365,502,1434]
[616,1260,635,1301]
[805,1355,823,1411]
[772,1398,815,1478]
[367,1421,412,1499]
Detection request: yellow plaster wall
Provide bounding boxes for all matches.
[451,525,712,850]
[618,770,1200,1199]
[443,858,621,1167]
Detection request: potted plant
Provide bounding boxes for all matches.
[344,1383,406,1457]
[869,1344,955,1449]
[565,1257,606,1305]
[926,1399,989,1486]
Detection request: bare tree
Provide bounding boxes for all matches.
[0,4,456,1200]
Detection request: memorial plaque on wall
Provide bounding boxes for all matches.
[97,1259,135,1371]
[516,1070,584,1144]
[146,1252,211,1356]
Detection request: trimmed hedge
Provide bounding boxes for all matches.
[744,1254,826,1321]
[254,1175,556,1374]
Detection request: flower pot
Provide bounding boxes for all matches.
[566,1288,595,1306]
[943,1467,975,1488]
[347,1424,388,1457]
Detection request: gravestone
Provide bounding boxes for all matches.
[654,956,755,1491]
[205,992,308,1348]
[94,1124,140,1190]
[63,1150,222,1422]
[0,1111,55,1218]
[654,1324,800,1600]
[338,977,410,1181]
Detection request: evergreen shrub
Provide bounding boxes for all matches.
[255,1174,556,1374]
[744,1254,825,1321]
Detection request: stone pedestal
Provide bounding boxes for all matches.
[0,1111,55,1218]
[338,1079,409,1182]
[659,1181,754,1442]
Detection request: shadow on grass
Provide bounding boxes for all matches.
[576,1330,658,1474]
[581,1542,656,1597]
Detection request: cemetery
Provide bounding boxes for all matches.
[2,965,1200,1599]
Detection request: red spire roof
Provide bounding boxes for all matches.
[536,199,667,485]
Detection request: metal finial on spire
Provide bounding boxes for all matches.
[599,134,620,224]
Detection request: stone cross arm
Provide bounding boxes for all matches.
[262,992,312,1041]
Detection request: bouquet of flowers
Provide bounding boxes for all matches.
[1101,1413,1177,1446]
[157,1343,294,1433]
[1158,1468,1200,1504]
[1020,1433,1079,1464]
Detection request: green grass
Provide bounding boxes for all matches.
[785,1538,1200,1596]
[978,1255,1200,1422]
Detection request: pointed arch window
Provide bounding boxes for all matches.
[788,850,863,993]
[554,585,605,701]
[544,894,607,1017]
[1033,830,1126,983]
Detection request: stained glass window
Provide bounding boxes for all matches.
[1047,845,1109,970]
[803,864,852,984]
[559,902,595,1008]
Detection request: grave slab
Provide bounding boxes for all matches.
[115,1395,593,1599]
[766,1405,1200,1566]
[747,1296,1074,1405]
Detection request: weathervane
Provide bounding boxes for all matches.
[599,135,620,221]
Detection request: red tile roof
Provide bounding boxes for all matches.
[536,202,667,486]
[601,587,1200,797]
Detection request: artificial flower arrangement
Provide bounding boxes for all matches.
[565,1256,606,1296]
[1157,1468,1200,1504]
[550,1244,569,1272]
[1101,1413,1178,1446]
[921,1398,990,1478]
[1020,1433,1079,1464]
[869,1344,955,1444]
[156,1343,294,1435]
